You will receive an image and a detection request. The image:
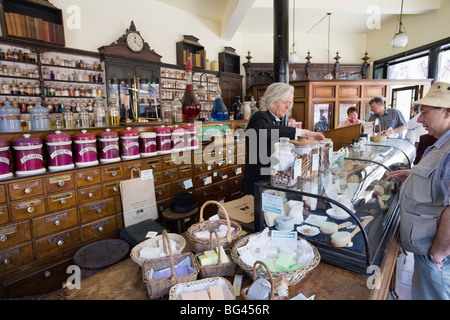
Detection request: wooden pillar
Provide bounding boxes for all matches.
[273,0,289,84]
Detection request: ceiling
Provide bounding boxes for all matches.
[156,0,441,40]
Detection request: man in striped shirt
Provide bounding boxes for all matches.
[369,97,407,138]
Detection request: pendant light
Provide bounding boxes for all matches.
[324,13,333,80]
[289,0,300,63]
[391,0,408,48]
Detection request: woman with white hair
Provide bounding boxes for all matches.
[242,82,323,196]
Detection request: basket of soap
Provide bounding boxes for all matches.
[186,200,242,253]
[142,230,199,299]
[231,228,320,286]
[169,276,235,300]
[241,261,285,300]
[195,229,236,278]
[130,232,186,266]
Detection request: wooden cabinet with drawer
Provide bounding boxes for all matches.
[79,198,116,224]
[102,181,121,198]
[77,185,103,204]
[155,183,171,202]
[32,208,79,238]
[44,173,75,194]
[228,175,243,194]
[10,198,46,221]
[171,178,194,195]
[162,168,178,183]
[81,215,117,242]
[8,179,44,201]
[0,185,6,204]
[141,158,163,172]
[0,221,32,251]
[178,164,193,179]
[75,169,101,187]
[212,168,228,184]
[46,191,77,212]
[0,205,9,225]
[0,243,34,274]
[101,165,124,182]
[193,172,213,188]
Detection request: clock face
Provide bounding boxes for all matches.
[126,32,144,52]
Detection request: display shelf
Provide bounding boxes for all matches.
[176,35,206,68]
[218,47,240,74]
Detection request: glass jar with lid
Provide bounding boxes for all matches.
[161,102,172,123]
[79,103,89,127]
[62,108,74,129]
[108,98,120,127]
[94,98,106,127]
[291,136,320,182]
[270,137,296,187]
[318,138,333,172]
[171,95,183,123]
[29,102,50,131]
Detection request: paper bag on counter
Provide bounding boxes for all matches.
[120,168,158,227]
[218,195,254,230]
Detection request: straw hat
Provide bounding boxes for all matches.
[414,81,450,108]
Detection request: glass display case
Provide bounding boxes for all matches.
[253,142,411,274]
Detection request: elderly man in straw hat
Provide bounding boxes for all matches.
[390,81,450,300]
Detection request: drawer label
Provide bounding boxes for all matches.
[13,180,40,189]
[15,199,41,209]
[0,226,17,237]
[105,167,121,173]
[91,219,110,230]
[49,175,71,184]
[51,193,73,202]
[89,202,107,210]
[47,232,70,243]
[45,212,69,223]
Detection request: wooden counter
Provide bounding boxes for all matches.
[40,233,400,300]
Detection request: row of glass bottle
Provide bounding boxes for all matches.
[0,63,39,78]
[42,67,103,83]
[0,47,38,63]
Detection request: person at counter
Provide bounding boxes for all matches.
[242,82,324,196]
[369,97,407,138]
[389,81,450,300]
[337,106,365,128]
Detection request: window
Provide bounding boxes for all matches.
[387,55,429,80]
[437,46,450,82]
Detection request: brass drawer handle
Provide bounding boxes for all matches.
[54,220,61,226]
[58,181,65,187]
[111,171,117,177]
[113,187,118,192]
[86,176,93,181]
[57,240,64,246]
[88,193,94,198]
[3,258,10,265]
[96,208,103,213]
[27,206,34,213]
[0,235,7,242]
[24,187,32,194]
[60,199,67,205]
[98,226,104,232]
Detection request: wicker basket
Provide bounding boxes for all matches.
[186,200,242,253]
[370,119,387,142]
[241,261,284,300]
[130,232,186,266]
[169,276,235,300]
[196,229,236,278]
[141,230,199,299]
[231,231,320,286]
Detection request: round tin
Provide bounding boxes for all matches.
[98,129,120,163]
[120,127,140,160]
[74,130,99,167]
[184,125,199,150]
[12,134,46,175]
[171,125,185,152]
[46,131,74,171]
[139,131,157,157]
[156,126,172,155]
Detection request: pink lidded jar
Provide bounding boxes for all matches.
[120,127,140,160]
[74,130,99,167]
[139,131,157,157]
[46,131,74,171]
[98,129,120,164]
[156,126,172,155]
[184,125,199,150]
[171,125,185,152]
[0,138,12,179]
[12,134,46,176]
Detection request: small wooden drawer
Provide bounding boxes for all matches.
[194,185,212,200]
[10,198,46,221]
[0,243,34,274]
[44,174,75,194]
[75,169,101,188]
[0,185,7,203]
[236,141,246,154]
[212,180,228,199]
[103,181,121,198]
[194,163,213,175]
[162,155,179,169]
[79,198,116,224]
[177,165,193,179]
[123,161,142,179]
[35,228,81,259]
[141,158,162,172]
[228,176,242,194]
[82,215,117,242]
[193,151,203,164]
[101,165,124,182]
[212,168,228,184]
[47,191,77,212]
[193,173,213,188]
[77,186,103,204]
[162,168,178,183]
[211,159,227,171]
[171,178,194,194]
[228,165,244,178]
[155,183,171,202]
[32,208,79,238]
[0,221,32,251]
[153,171,163,185]
[8,179,43,201]
[0,205,9,225]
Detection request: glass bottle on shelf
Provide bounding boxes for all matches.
[11,81,18,95]
[232,96,244,120]
[161,102,172,123]
[18,82,25,95]
[211,88,228,121]
[181,57,201,122]
[63,107,74,129]
[108,98,120,127]
[35,82,41,95]
[94,98,106,127]
[79,103,90,127]
[171,94,183,123]
[1,80,10,94]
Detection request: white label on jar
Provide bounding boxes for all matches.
[0,156,9,165]
[161,138,171,146]
[293,158,302,179]
[144,141,156,148]
[103,144,119,153]
[79,147,97,156]
[20,154,43,165]
[124,142,139,150]
[50,149,72,159]
[173,137,184,144]
[312,153,319,172]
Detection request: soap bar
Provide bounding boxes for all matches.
[198,254,213,266]
[180,291,196,300]
[152,265,189,279]
[194,290,210,300]
[139,247,160,260]
[280,246,296,258]
[260,247,278,257]
[275,252,296,272]
[204,250,219,264]
[215,246,230,263]
[209,284,225,300]
[261,259,276,272]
